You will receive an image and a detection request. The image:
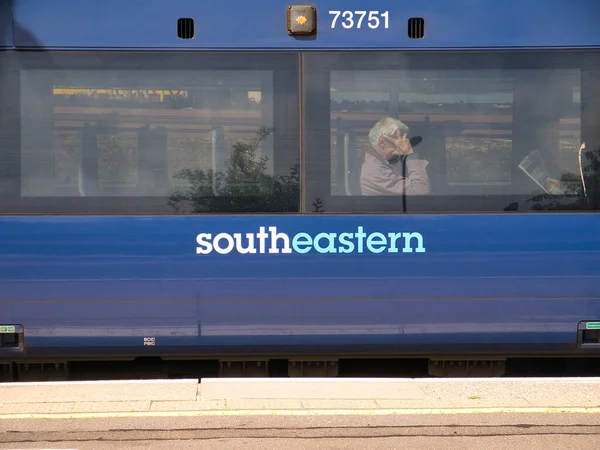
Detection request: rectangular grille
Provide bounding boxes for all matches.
[408,18,425,39]
[177,18,195,39]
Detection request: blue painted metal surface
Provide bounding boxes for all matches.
[1,0,600,358]
[0,215,599,354]
[8,0,600,50]
[0,1,13,48]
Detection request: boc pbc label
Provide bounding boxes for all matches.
[143,337,156,346]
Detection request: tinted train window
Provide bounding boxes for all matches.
[0,53,299,213]
[303,52,600,213]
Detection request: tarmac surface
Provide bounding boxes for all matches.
[1,414,599,449]
[0,377,599,449]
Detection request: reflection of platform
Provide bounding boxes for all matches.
[1,377,600,418]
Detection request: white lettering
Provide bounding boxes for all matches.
[314,232,338,254]
[329,10,341,28]
[268,226,292,254]
[233,233,257,254]
[196,233,213,254]
[368,11,380,29]
[356,226,366,253]
[341,11,354,29]
[213,233,235,254]
[387,232,403,253]
[257,226,269,254]
[194,227,426,255]
[355,11,366,28]
[366,232,387,253]
[329,10,390,29]
[292,232,313,254]
[402,232,426,253]
[338,232,355,253]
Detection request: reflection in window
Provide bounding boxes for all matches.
[329,68,583,197]
[19,70,288,205]
[446,137,512,184]
[21,70,273,197]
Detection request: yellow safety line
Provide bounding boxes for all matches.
[1,407,600,420]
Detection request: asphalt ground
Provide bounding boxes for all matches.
[1,378,599,449]
[1,414,599,450]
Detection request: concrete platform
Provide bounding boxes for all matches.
[200,378,427,399]
[1,377,600,418]
[0,379,198,403]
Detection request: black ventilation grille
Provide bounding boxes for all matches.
[177,18,195,39]
[408,18,425,39]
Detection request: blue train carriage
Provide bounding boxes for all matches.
[0,0,599,379]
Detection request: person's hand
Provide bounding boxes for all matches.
[381,133,414,156]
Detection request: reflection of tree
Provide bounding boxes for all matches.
[168,127,299,213]
[312,197,325,213]
[583,144,600,209]
[527,145,600,211]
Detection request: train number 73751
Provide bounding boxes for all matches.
[329,11,390,29]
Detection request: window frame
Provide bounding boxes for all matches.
[302,50,600,214]
[0,51,301,215]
